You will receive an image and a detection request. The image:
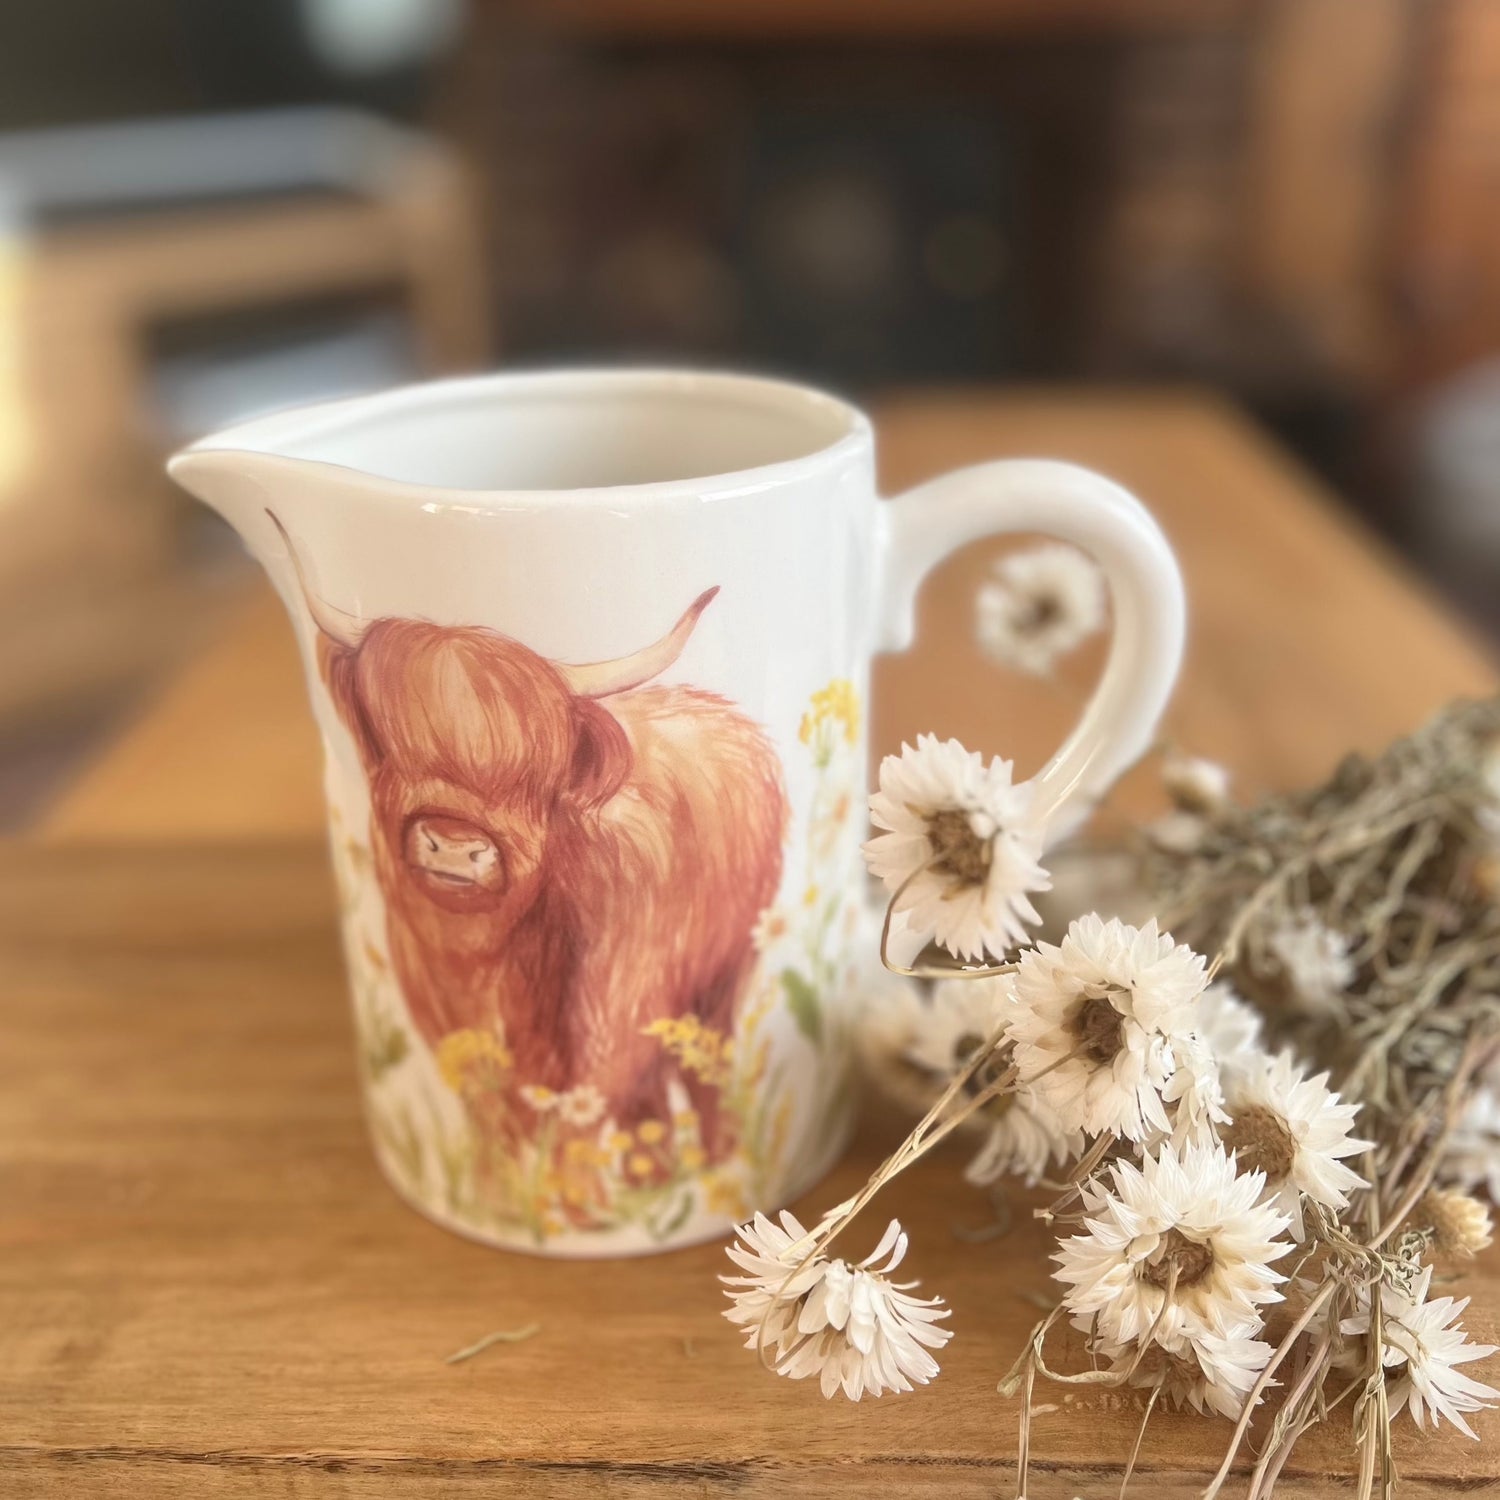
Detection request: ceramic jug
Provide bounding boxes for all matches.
[169,368,1184,1256]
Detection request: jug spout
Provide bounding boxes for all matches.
[166,444,320,542]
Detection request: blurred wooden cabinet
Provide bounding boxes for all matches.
[1394,0,1500,390]
[0,110,488,728]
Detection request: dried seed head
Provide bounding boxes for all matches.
[1222,1104,1298,1184]
[1417,1188,1493,1258]
[1140,1228,1215,1291]
[1161,754,1232,817]
[1472,853,1500,906]
[1068,988,1127,1066]
[926,808,993,885]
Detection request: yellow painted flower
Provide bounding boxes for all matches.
[435,1027,512,1092]
[672,1108,700,1129]
[703,1170,749,1220]
[627,1152,656,1178]
[561,1178,593,1208]
[608,1129,633,1153]
[800,679,860,747]
[646,1013,732,1088]
[637,1119,667,1144]
[802,884,820,909]
[680,1145,706,1171]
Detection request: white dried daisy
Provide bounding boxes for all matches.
[975,543,1106,677]
[1054,1141,1291,1354]
[1194,983,1264,1078]
[857,976,1081,1183]
[941,979,1083,1186]
[1004,914,1209,1141]
[899,974,1009,1080]
[1161,753,1232,816]
[519,1083,560,1112]
[722,1212,952,1401]
[965,1093,1082,1190]
[555,1083,606,1128]
[1161,1030,1229,1149]
[1340,1264,1500,1439]
[1095,1322,1275,1420]
[864,735,1049,962]
[1442,1086,1500,1204]
[1267,909,1354,1017]
[1219,1049,1370,1241]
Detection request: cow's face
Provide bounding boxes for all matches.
[268,507,714,925]
[322,621,631,921]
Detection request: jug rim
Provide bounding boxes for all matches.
[170,366,875,505]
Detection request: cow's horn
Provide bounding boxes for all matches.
[266,509,369,650]
[561,587,719,698]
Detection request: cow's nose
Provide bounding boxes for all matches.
[404,815,503,891]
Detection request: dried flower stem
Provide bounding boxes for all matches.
[443,1323,540,1364]
[754,1019,1017,1366]
[1201,1280,1337,1500]
[1121,1380,1163,1500]
[1203,1027,1491,1500]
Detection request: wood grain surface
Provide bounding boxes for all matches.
[10,387,1500,1495]
[4,841,1498,1498]
[37,387,1498,845]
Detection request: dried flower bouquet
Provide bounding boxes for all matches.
[719,544,1500,1499]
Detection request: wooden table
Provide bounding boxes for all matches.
[8,389,1499,1496]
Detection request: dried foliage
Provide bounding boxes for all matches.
[1142,697,1500,1137]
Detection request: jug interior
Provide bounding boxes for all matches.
[262,374,859,492]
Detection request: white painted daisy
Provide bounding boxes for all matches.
[864,735,1049,963]
[1053,1141,1292,1354]
[722,1212,952,1401]
[1161,752,1233,816]
[975,543,1106,677]
[555,1083,607,1128]
[751,906,791,953]
[1267,909,1354,1017]
[1219,1049,1369,1241]
[1443,1085,1500,1204]
[1340,1264,1500,1439]
[1004,914,1209,1141]
[1095,1322,1275,1420]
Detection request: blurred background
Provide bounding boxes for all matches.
[1,0,1497,828]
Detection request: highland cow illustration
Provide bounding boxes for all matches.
[271,513,788,1158]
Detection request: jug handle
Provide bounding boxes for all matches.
[874,457,1186,841]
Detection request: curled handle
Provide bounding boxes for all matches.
[875,458,1186,842]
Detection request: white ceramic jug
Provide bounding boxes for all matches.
[170,368,1184,1257]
